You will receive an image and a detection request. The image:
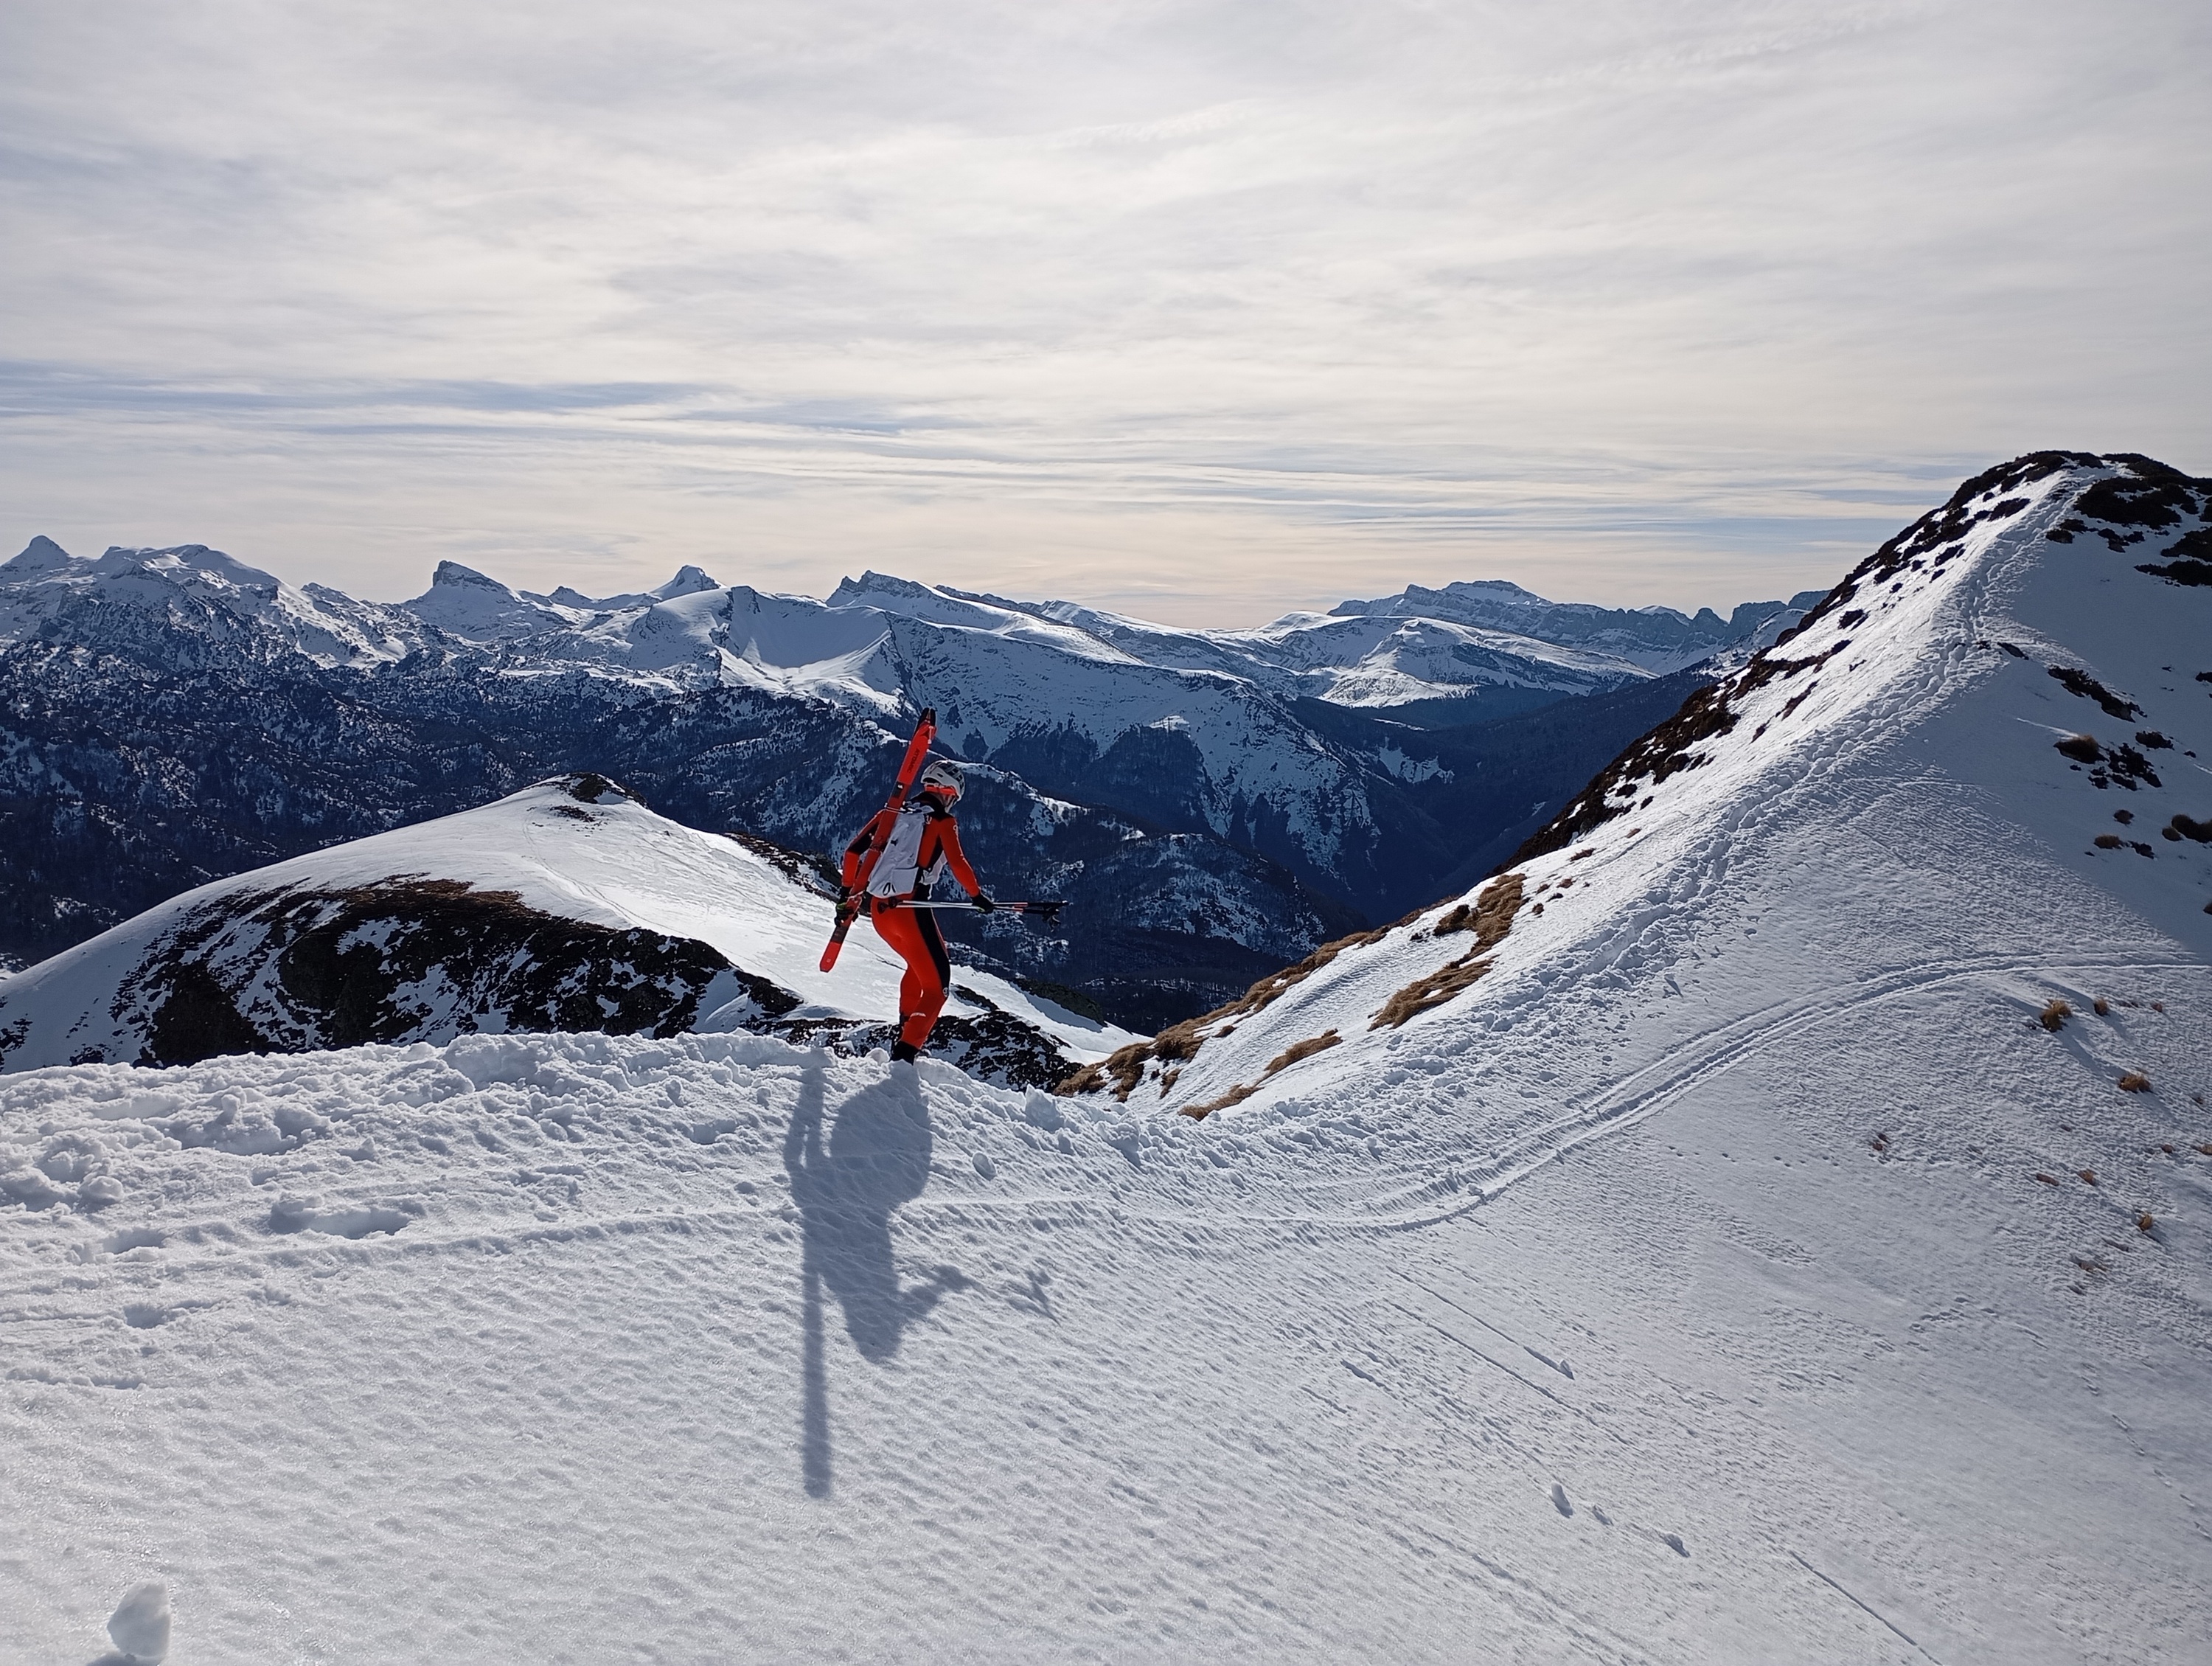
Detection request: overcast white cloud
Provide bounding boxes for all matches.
[2,0,2205,621]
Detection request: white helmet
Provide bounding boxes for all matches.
[917,760,964,802]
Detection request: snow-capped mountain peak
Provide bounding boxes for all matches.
[544,563,725,611]
[0,535,77,580]
[400,560,594,643]
[0,538,419,667]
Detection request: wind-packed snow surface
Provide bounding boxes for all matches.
[4,454,2211,1662]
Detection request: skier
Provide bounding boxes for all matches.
[841,759,995,1063]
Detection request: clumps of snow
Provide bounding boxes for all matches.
[105,1580,170,1663]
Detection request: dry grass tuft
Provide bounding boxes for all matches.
[2137,1212,2157,1235]
[1060,920,1394,1098]
[1263,1030,1340,1076]
[2118,1071,2152,1092]
[1431,872,1528,951]
[2093,996,2110,1016]
[1370,959,1495,1030]
[1179,1082,1258,1120]
[2056,733,2102,764]
[1166,1024,1343,1120]
[2039,999,2073,1032]
[1371,874,1528,1031]
[2078,1168,2098,1186]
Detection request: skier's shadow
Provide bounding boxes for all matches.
[784,1052,970,1498]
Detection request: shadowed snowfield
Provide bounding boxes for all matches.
[4,455,2211,1662]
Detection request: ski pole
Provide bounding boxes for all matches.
[885,899,1066,919]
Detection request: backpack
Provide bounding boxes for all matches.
[865,799,947,898]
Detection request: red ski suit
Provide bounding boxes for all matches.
[842,796,984,1051]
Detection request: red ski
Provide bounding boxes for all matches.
[819,707,936,971]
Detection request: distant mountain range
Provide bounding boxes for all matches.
[0,531,1820,1027]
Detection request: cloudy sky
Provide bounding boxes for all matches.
[3,1,2206,624]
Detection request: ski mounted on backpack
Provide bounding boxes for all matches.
[819,707,936,972]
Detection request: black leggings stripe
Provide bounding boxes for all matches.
[917,907,950,984]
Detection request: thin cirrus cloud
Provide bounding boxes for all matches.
[1,0,2205,625]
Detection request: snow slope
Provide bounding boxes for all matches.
[0,775,1134,1085]
[3,453,2208,1663]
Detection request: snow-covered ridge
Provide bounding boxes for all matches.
[0,775,1137,1088]
[1071,450,2212,1130]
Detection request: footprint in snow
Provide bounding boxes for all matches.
[266,1196,417,1238]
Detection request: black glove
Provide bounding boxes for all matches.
[970,892,995,913]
